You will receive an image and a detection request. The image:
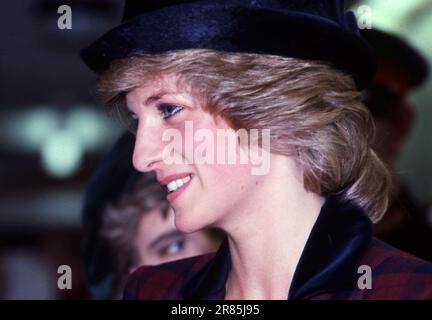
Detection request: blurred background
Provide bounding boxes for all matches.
[0,0,431,299]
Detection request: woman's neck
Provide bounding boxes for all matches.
[221,155,325,300]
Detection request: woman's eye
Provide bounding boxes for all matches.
[158,104,184,119]
[159,239,185,256]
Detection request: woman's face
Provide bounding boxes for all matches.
[133,209,219,267]
[126,74,261,233]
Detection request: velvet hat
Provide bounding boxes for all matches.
[81,0,376,89]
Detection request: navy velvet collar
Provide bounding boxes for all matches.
[181,194,373,299]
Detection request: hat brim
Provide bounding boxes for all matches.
[81,3,376,89]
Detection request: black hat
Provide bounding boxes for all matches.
[81,0,376,89]
[362,28,429,88]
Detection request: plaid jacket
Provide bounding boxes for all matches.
[124,195,432,300]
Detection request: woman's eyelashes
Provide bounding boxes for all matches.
[124,103,184,132]
[157,103,184,119]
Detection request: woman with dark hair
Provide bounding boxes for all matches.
[83,132,222,299]
[82,1,432,299]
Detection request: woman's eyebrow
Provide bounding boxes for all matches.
[148,229,183,250]
[144,90,178,106]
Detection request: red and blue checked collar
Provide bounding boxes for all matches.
[181,194,373,299]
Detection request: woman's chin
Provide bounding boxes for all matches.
[173,211,205,234]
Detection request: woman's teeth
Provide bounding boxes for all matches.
[167,175,192,193]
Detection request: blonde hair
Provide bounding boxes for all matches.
[97,49,391,222]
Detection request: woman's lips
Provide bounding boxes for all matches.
[159,173,193,186]
[166,175,193,203]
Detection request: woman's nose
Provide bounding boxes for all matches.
[132,121,164,172]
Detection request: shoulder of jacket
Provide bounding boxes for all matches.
[363,238,432,271]
[357,238,432,299]
[123,252,216,299]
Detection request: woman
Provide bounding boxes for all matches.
[83,132,222,299]
[82,1,432,299]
